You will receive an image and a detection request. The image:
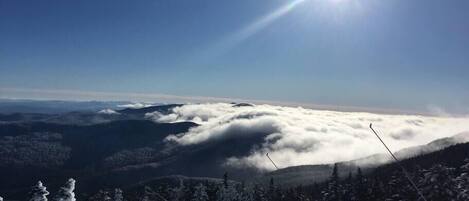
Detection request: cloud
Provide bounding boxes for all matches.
[390,128,417,140]
[150,103,469,170]
[117,103,154,109]
[97,109,120,115]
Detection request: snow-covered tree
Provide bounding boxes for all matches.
[168,179,186,201]
[30,181,50,201]
[216,186,238,201]
[0,196,3,201]
[237,186,253,201]
[456,159,469,201]
[215,171,239,201]
[191,184,209,201]
[113,189,124,201]
[419,164,458,201]
[252,184,267,201]
[140,186,154,201]
[89,190,111,201]
[54,178,76,201]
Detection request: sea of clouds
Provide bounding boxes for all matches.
[145,103,469,170]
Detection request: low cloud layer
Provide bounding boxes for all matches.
[98,109,120,115]
[146,103,469,170]
[118,103,154,109]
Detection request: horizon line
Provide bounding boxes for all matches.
[0,87,439,116]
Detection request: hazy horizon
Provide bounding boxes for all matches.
[1,87,462,116]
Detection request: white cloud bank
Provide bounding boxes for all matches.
[98,109,120,115]
[117,103,154,109]
[146,103,469,170]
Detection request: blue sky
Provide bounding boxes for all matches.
[1,0,468,113]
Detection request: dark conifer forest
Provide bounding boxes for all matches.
[6,142,469,201]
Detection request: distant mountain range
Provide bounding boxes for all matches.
[0,102,263,198]
[1,100,468,199]
[0,99,132,114]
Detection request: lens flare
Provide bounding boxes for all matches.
[199,0,306,61]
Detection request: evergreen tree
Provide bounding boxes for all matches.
[205,182,219,201]
[456,159,469,200]
[238,185,254,201]
[275,186,284,201]
[155,184,172,201]
[216,186,238,201]
[169,179,186,201]
[268,178,275,201]
[342,172,353,201]
[419,164,458,200]
[182,184,195,201]
[310,183,321,200]
[192,184,209,201]
[367,178,385,201]
[89,190,112,201]
[321,163,341,201]
[354,168,366,201]
[223,172,228,189]
[140,186,153,201]
[54,178,76,201]
[253,184,267,201]
[113,189,124,201]
[216,171,238,201]
[140,186,169,201]
[30,181,50,201]
[385,173,405,201]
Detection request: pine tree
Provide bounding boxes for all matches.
[385,173,405,201]
[218,176,239,201]
[455,159,469,201]
[54,178,76,201]
[155,184,171,201]
[223,172,228,189]
[114,189,124,201]
[140,187,151,201]
[141,186,169,201]
[216,171,239,201]
[253,184,267,201]
[342,172,353,201]
[419,164,458,201]
[192,184,209,201]
[205,182,219,201]
[30,181,50,201]
[321,163,341,201]
[216,186,238,201]
[238,184,254,201]
[367,178,385,201]
[169,179,186,201]
[268,178,275,201]
[354,168,366,201]
[275,186,284,201]
[89,190,112,201]
[182,184,196,201]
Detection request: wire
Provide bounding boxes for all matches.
[369,123,428,201]
[266,153,279,170]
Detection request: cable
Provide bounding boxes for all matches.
[266,153,279,170]
[369,123,427,201]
